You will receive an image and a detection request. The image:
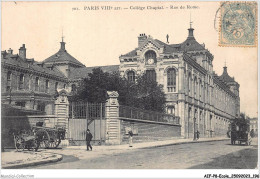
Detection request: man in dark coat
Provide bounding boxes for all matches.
[86,129,93,151]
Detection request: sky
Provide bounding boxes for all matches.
[1,1,258,117]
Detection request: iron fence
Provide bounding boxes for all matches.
[69,101,105,119]
[119,105,180,125]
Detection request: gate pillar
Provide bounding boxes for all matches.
[105,91,121,145]
[55,89,69,146]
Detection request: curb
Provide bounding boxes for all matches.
[140,138,230,149]
[2,153,63,169]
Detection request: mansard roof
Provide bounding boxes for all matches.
[154,39,178,54]
[121,27,206,57]
[2,52,66,80]
[219,66,236,83]
[122,48,138,57]
[43,41,85,67]
[69,65,119,80]
[213,74,236,97]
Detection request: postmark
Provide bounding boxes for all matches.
[219,1,257,47]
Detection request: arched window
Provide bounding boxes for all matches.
[64,84,66,89]
[194,77,197,98]
[145,50,157,64]
[45,80,49,93]
[199,80,202,100]
[146,69,156,82]
[71,84,76,92]
[19,74,24,90]
[167,106,175,115]
[167,68,176,92]
[127,71,135,82]
[35,77,39,91]
[6,71,12,92]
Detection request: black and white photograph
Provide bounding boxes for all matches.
[1,1,259,178]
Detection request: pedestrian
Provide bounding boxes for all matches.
[196,130,200,140]
[86,129,93,151]
[128,130,133,147]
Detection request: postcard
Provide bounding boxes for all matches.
[1,1,258,178]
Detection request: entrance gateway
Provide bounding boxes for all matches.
[68,102,106,145]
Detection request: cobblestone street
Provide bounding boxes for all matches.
[27,138,258,169]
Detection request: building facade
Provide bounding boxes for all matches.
[1,40,119,114]
[1,26,240,139]
[1,45,67,114]
[249,118,258,136]
[119,26,240,138]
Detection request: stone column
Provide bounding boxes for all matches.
[105,91,121,145]
[55,89,69,146]
[178,58,186,138]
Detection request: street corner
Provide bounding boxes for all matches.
[1,150,63,169]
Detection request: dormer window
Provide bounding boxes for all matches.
[145,50,156,65]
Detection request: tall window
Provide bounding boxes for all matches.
[146,69,156,82]
[45,80,49,93]
[127,71,135,82]
[188,73,192,95]
[19,74,24,90]
[167,106,175,115]
[167,68,176,92]
[64,84,66,89]
[6,71,12,92]
[35,77,39,91]
[71,84,76,92]
[194,77,197,98]
[55,82,58,91]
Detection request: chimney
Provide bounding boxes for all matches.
[8,48,13,54]
[138,33,147,47]
[19,44,26,59]
[1,50,7,59]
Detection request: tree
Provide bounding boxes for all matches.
[72,68,166,113]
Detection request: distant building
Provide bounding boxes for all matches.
[119,25,240,138]
[249,118,258,136]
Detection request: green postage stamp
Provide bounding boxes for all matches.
[219,1,257,47]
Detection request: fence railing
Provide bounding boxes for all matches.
[69,101,105,119]
[119,105,180,125]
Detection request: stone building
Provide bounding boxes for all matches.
[1,40,118,114]
[1,44,67,114]
[249,118,258,136]
[1,25,240,139]
[119,25,240,138]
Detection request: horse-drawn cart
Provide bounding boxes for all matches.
[230,119,252,146]
[13,124,66,151]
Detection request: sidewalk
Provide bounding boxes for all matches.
[1,150,62,169]
[66,136,229,151]
[1,137,229,169]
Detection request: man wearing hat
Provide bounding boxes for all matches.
[86,129,93,151]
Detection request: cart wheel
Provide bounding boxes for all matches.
[14,137,25,152]
[49,138,61,148]
[36,129,50,149]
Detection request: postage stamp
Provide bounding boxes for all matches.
[219,1,257,47]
